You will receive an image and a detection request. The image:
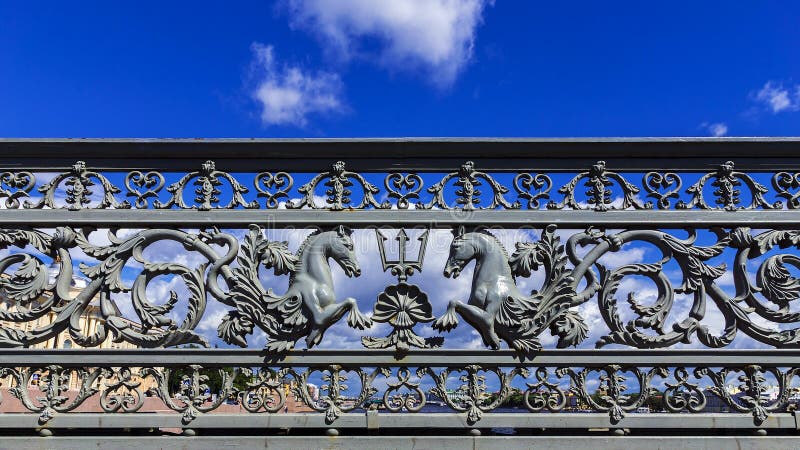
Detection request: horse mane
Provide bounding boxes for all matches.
[289,229,323,283]
[475,229,510,261]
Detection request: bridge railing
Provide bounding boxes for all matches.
[1,138,800,435]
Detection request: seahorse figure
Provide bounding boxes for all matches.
[432,226,587,352]
[218,225,372,351]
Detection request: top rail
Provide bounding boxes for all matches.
[1,137,800,171]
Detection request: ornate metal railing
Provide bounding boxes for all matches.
[2,138,800,438]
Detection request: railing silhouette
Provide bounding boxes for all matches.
[1,138,800,438]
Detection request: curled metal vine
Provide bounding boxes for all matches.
[0,159,795,210]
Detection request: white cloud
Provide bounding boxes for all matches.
[699,121,728,137]
[596,247,647,268]
[286,0,492,86]
[249,43,345,127]
[753,81,800,114]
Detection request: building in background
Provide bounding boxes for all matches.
[0,261,154,391]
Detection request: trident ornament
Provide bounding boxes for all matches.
[375,228,429,283]
[364,228,442,352]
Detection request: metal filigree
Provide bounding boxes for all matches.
[513,172,552,209]
[7,158,800,211]
[426,365,526,424]
[701,365,799,425]
[380,367,426,412]
[424,223,800,351]
[291,365,378,423]
[238,368,287,413]
[99,367,145,413]
[0,362,796,426]
[156,160,257,210]
[254,171,293,208]
[679,161,779,210]
[0,171,34,209]
[5,140,800,435]
[560,365,664,424]
[773,171,800,209]
[423,161,519,210]
[143,365,236,424]
[4,366,103,424]
[523,367,567,412]
[384,173,423,209]
[4,224,800,351]
[643,171,682,209]
[289,161,387,210]
[125,170,165,208]
[0,226,218,348]
[663,367,707,413]
[25,161,129,210]
[548,160,649,211]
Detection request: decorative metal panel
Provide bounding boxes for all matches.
[1,139,800,434]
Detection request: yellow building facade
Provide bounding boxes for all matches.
[1,267,155,391]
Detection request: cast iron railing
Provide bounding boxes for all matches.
[1,138,800,435]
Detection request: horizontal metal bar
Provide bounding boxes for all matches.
[2,209,800,228]
[1,138,800,171]
[0,412,793,430]
[1,349,799,367]
[4,436,800,450]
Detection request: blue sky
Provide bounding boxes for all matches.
[1,0,799,138]
[3,3,800,400]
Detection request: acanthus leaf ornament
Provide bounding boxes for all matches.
[3,223,800,352]
[559,365,665,424]
[290,365,378,424]
[0,362,792,427]
[548,160,649,211]
[700,365,798,426]
[425,365,526,424]
[1,158,797,211]
[3,149,800,432]
[678,161,779,210]
[156,160,258,210]
[288,160,388,210]
[422,161,519,210]
[143,365,236,424]
[5,365,103,424]
[24,161,129,210]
